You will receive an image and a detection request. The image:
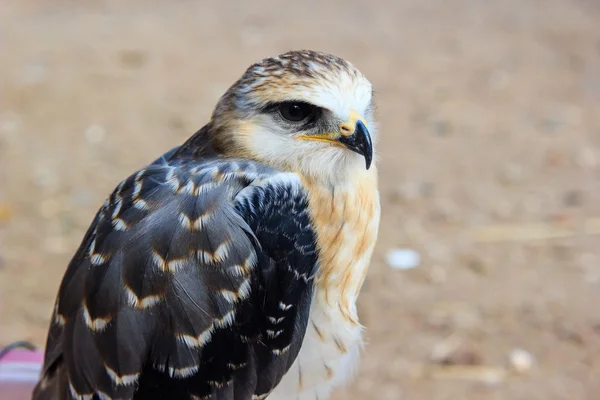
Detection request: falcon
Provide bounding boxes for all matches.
[33,50,380,400]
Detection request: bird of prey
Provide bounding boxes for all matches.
[33,50,380,400]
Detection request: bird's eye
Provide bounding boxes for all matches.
[278,102,316,122]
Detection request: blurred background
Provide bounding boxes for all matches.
[1,0,600,399]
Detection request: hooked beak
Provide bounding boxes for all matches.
[338,119,373,170]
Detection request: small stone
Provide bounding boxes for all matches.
[427,303,482,331]
[427,265,447,284]
[84,124,106,144]
[0,203,13,221]
[32,166,59,189]
[508,348,534,373]
[429,118,452,136]
[489,69,509,90]
[574,147,597,169]
[431,336,482,366]
[0,112,22,134]
[539,117,563,134]
[118,50,147,69]
[492,199,513,219]
[20,61,47,85]
[402,219,428,242]
[463,253,491,276]
[386,248,421,270]
[563,189,584,207]
[419,181,436,198]
[168,115,186,131]
[559,105,583,127]
[424,242,451,263]
[240,29,264,47]
[72,189,93,206]
[544,149,565,168]
[430,335,460,363]
[577,253,599,284]
[520,194,544,216]
[43,236,69,255]
[540,106,582,133]
[553,322,585,345]
[378,384,402,400]
[39,199,61,219]
[430,198,460,223]
[498,163,524,185]
[389,181,420,203]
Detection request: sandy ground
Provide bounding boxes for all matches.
[2,1,600,399]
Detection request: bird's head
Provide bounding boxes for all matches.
[208,50,376,184]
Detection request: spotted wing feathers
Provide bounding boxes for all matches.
[33,154,318,400]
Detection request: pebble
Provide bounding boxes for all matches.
[39,198,62,219]
[429,118,453,136]
[498,162,524,185]
[539,117,564,134]
[20,61,47,85]
[553,321,585,345]
[32,166,59,189]
[519,194,545,216]
[430,335,461,363]
[574,146,597,169]
[386,248,421,270]
[419,181,436,198]
[424,242,451,263]
[492,199,514,220]
[427,303,482,331]
[0,112,22,135]
[402,219,428,243]
[118,50,147,69]
[489,69,510,90]
[0,112,22,147]
[43,236,69,255]
[390,181,435,203]
[558,105,583,127]
[240,29,264,47]
[0,203,13,221]
[544,149,565,168]
[576,253,599,284]
[539,105,582,133]
[168,115,186,131]
[72,189,93,207]
[431,336,482,366]
[390,181,420,203]
[377,384,402,400]
[508,348,534,373]
[563,189,584,207]
[85,124,106,144]
[427,266,447,284]
[430,198,460,223]
[463,253,491,276]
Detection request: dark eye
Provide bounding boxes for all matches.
[278,102,316,122]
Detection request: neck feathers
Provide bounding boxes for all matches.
[301,168,380,314]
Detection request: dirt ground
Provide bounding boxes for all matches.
[1,1,600,399]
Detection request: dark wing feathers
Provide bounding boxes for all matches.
[33,155,319,400]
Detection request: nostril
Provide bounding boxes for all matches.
[340,124,353,136]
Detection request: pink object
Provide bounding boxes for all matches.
[0,349,43,400]
[0,349,44,364]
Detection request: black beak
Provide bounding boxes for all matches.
[338,119,373,170]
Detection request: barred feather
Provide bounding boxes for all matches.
[33,146,319,400]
